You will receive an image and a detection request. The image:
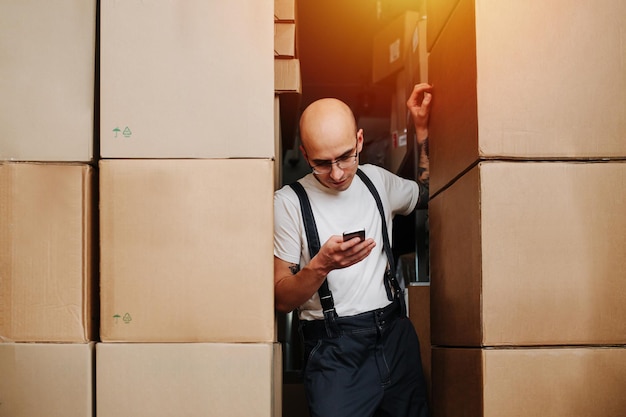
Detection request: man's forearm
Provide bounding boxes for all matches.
[414,134,430,210]
[417,136,429,186]
[274,258,328,313]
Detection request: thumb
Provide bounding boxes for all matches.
[422,92,432,106]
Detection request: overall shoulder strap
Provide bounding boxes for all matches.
[288,181,320,257]
[356,169,396,275]
[356,169,406,311]
[288,182,336,319]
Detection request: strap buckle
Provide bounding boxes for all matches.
[319,293,335,313]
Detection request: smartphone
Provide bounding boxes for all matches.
[343,229,365,242]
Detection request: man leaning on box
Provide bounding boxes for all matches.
[273,83,433,417]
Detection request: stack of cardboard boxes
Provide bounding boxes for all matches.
[274,0,301,96]
[427,0,626,415]
[274,0,302,188]
[2,1,282,416]
[0,1,97,415]
[98,1,280,416]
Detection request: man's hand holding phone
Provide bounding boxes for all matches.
[343,229,365,243]
[313,229,374,275]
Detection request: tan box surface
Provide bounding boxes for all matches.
[100,0,274,159]
[433,346,626,417]
[96,342,282,417]
[428,0,626,193]
[274,0,295,21]
[0,163,94,342]
[0,343,94,417]
[275,58,302,94]
[99,159,275,342]
[0,0,95,162]
[430,161,626,347]
[275,22,296,58]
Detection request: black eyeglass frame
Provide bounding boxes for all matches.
[308,138,359,175]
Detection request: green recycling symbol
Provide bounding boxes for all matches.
[112,313,133,324]
[112,126,133,138]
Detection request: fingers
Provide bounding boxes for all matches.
[319,236,376,271]
[407,83,433,110]
[339,238,375,267]
[411,82,433,96]
[421,90,432,108]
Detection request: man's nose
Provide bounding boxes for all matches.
[329,163,344,180]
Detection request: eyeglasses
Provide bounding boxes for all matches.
[309,140,359,175]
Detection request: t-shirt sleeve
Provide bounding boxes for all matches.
[273,187,303,265]
[372,165,420,216]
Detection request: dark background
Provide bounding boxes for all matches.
[280,0,423,152]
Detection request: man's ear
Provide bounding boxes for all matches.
[357,128,364,152]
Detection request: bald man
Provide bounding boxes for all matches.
[274,83,432,417]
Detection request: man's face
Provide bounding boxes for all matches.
[302,129,363,192]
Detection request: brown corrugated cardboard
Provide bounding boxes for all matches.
[425,0,460,52]
[0,342,94,417]
[432,346,626,417]
[96,342,282,417]
[100,0,274,159]
[275,22,296,58]
[427,0,477,195]
[275,58,302,93]
[0,163,94,342]
[372,11,421,84]
[430,161,626,347]
[0,0,95,162]
[274,0,295,21]
[428,0,626,194]
[99,159,275,342]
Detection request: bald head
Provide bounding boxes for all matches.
[299,98,357,152]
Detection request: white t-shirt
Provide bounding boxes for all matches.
[274,164,420,321]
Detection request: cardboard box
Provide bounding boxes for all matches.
[408,283,431,402]
[0,342,94,417]
[372,11,421,84]
[275,22,296,58]
[100,0,274,159]
[275,58,302,94]
[432,346,626,417]
[0,0,95,162]
[430,161,626,347]
[274,0,295,21]
[0,163,94,342]
[428,0,626,194]
[96,342,282,417]
[99,159,275,342]
[425,0,460,52]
